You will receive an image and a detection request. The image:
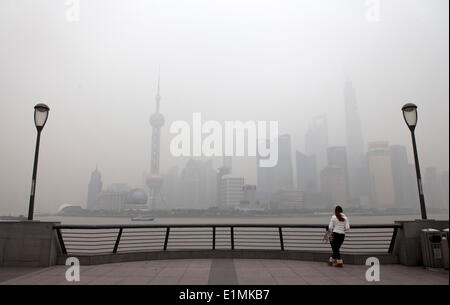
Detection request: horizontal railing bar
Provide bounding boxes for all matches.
[283,236,391,240]
[118,241,164,245]
[167,237,212,240]
[166,245,212,247]
[67,245,114,252]
[234,245,283,248]
[120,231,167,234]
[165,241,213,244]
[62,237,118,241]
[165,233,212,236]
[68,250,110,256]
[233,236,280,239]
[117,245,162,249]
[61,234,117,237]
[65,242,115,246]
[120,238,164,243]
[119,233,165,236]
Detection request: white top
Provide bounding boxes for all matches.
[328,214,350,234]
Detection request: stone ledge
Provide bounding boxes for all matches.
[56,249,398,266]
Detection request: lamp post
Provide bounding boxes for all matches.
[28,103,50,221]
[401,103,427,220]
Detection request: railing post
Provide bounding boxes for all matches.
[388,227,398,254]
[113,228,123,254]
[230,226,234,250]
[164,227,170,251]
[56,228,67,255]
[212,226,216,250]
[278,227,284,251]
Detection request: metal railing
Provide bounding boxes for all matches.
[54,223,401,256]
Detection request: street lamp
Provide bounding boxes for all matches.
[28,103,50,220]
[402,103,427,220]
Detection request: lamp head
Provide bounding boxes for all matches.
[34,103,50,130]
[402,103,417,131]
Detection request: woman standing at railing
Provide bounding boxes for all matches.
[327,205,350,267]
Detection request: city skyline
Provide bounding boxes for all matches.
[81,76,449,212]
[0,0,448,215]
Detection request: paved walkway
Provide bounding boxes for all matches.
[0,259,448,285]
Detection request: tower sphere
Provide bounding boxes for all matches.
[150,113,165,127]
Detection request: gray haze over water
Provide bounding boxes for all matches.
[37,214,449,225]
[0,0,448,215]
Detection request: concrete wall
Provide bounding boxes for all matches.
[393,219,449,266]
[0,221,60,267]
[56,250,398,266]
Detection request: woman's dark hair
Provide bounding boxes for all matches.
[335,205,345,222]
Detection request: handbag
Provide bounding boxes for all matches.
[322,231,333,243]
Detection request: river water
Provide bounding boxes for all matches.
[36,213,449,225]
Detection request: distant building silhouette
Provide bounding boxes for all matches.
[146,74,165,210]
[271,189,304,210]
[107,183,130,193]
[257,139,276,196]
[320,165,348,206]
[367,141,395,209]
[275,134,294,190]
[424,167,446,210]
[240,185,258,209]
[296,151,317,193]
[407,163,420,209]
[257,134,293,198]
[440,170,449,209]
[217,156,232,208]
[162,166,181,209]
[389,145,413,208]
[327,146,350,203]
[305,115,328,179]
[86,166,102,210]
[180,159,216,209]
[97,186,148,211]
[220,176,245,208]
[344,80,368,204]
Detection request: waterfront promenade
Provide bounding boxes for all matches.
[1,258,448,285]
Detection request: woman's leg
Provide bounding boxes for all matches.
[335,234,344,259]
[330,233,339,259]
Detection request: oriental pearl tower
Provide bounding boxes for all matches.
[146,74,165,210]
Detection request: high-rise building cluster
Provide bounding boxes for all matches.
[85,78,449,213]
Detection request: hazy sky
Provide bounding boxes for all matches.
[0,0,448,214]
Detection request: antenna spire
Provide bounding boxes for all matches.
[156,69,161,112]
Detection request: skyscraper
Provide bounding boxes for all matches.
[320,166,348,205]
[275,134,294,190]
[180,159,217,209]
[217,155,232,208]
[305,115,328,177]
[344,80,367,203]
[220,176,245,208]
[146,74,165,210]
[162,166,181,210]
[86,166,102,210]
[367,141,395,209]
[257,134,293,196]
[296,151,317,193]
[389,145,411,208]
[257,139,276,196]
[424,168,445,210]
[327,146,350,202]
